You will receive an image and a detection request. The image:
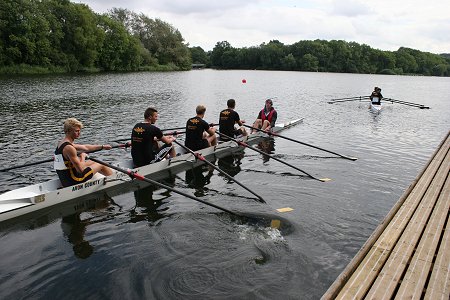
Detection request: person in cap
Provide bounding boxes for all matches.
[54,118,113,187]
[218,98,247,141]
[251,99,278,133]
[185,105,217,151]
[131,107,176,167]
[370,87,383,104]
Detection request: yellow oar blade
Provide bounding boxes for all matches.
[270,219,281,229]
[276,207,293,213]
[320,178,332,182]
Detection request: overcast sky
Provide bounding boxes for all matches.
[77,0,449,54]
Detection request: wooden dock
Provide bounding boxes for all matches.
[322,131,450,300]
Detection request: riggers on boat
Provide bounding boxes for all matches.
[0,119,302,222]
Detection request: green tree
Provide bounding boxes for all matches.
[97,14,143,71]
[210,41,232,68]
[259,40,285,69]
[190,46,208,64]
[395,48,418,74]
[0,0,52,66]
[300,53,319,71]
[281,53,297,70]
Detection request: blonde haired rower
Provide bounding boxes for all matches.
[54,118,112,187]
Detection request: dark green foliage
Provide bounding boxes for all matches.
[0,0,191,74]
[209,39,449,76]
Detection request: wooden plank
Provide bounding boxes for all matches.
[323,132,450,300]
[424,185,450,300]
[338,150,447,299]
[396,173,450,299]
[366,149,449,299]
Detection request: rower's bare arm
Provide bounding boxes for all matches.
[65,146,85,173]
[74,143,111,152]
[161,135,175,144]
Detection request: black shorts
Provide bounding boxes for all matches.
[219,129,243,141]
[59,167,94,187]
[150,144,173,163]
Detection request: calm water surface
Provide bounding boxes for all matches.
[0,70,449,299]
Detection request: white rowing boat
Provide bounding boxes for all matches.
[0,119,302,222]
[369,98,383,113]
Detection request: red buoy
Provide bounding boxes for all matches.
[242,79,247,83]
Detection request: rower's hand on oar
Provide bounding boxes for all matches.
[102,144,112,150]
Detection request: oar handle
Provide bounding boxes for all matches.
[88,156,240,216]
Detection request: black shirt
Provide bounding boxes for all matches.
[131,122,163,167]
[185,116,210,151]
[219,108,241,138]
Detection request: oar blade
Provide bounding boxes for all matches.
[319,177,332,182]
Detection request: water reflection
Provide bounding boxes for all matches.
[61,196,113,259]
[185,165,214,197]
[128,184,172,224]
[217,153,243,178]
[256,139,275,162]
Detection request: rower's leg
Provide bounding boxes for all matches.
[252,119,262,133]
[207,134,217,146]
[261,120,270,131]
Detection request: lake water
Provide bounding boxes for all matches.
[0,70,449,299]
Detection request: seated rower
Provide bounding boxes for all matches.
[185,105,217,151]
[54,118,113,187]
[252,98,278,133]
[131,107,176,167]
[219,98,247,141]
[370,87,383,105]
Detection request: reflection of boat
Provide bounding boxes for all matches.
[0,119,302,222]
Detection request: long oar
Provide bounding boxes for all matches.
[161,124,218,132]
[244,124,357,161]
[328,96,370,104]
[382,98,430,109]
[112,123,220,143]
[88,156,241,217]
[173,140,266,203]
[217,132,331,182]
[0,142,131,172]
[112,131,186,143]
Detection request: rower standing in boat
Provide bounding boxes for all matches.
[185,105,217,151]
[219,99,247,141]
[131,107,176,167]
[251,99,278,133]
[54,118,113,187]
[370,87,383,104]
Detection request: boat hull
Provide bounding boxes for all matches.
[0,119,302,222]
[370,102,383,113]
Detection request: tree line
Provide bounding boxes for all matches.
[1,0,448,76]
[0,0,191,74]
[192,40,450,76]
